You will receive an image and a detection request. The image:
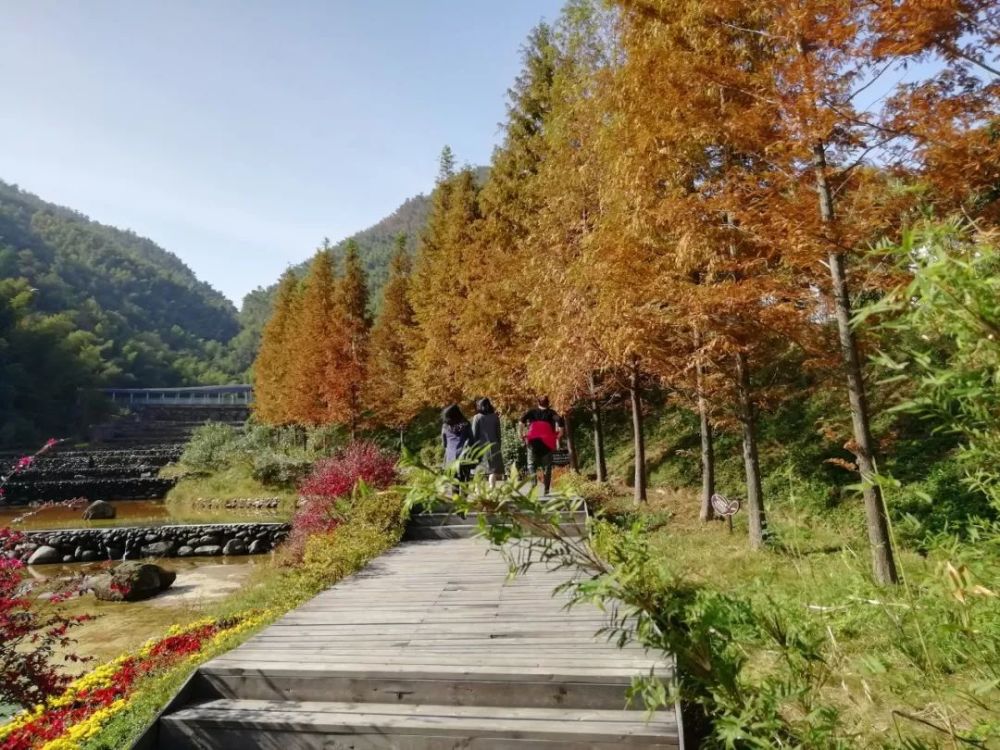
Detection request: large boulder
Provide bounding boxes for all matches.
[92,562,177,602]
[82,500,116,520]
[27,545,61,565]
[193,545,222,556]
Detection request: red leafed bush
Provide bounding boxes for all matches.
[0,528,92,708]
[300,442,398,499]
[285,442,398,561]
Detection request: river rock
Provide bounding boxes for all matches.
[247,539,269,555]
[82,500,116,520]
[193,545,222,556]
[176,545,194,557]
[79,550,99,562]
[141,540,176,557]
[92,562,176,602]
[222,539,247,556]
[27,545,61,565]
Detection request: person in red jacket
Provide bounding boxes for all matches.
[519,396,564,495]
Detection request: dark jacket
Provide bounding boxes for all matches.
[442,422,472,464]
[471,411,504,475]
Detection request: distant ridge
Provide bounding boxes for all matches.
[231,166,489,373]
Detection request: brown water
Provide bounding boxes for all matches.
[0,499,289,530]
[0,499,170,530]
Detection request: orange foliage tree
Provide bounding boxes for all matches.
[252,270,300,424]
[286,244,339,426]
[368,235,418,436]
[328,239,371,440]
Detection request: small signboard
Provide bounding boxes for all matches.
[550,449,571,467]
[711,493,740,533]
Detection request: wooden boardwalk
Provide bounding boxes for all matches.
[159,538,681,748]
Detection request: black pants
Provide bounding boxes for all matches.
[527,440,554,495]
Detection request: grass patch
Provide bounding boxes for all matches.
[579,479,1000,748]
[163,464,297,523]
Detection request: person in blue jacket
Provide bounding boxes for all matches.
[441,403,473,482]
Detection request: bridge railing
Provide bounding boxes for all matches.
[99,385,253,407]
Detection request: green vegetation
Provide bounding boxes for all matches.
[0,180,241,446]
[402,454,1000,749]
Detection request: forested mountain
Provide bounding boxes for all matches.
[233,168,488,373]
[0,179,240,445]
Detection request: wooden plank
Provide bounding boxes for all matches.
[165,699,679,741]
[182,537,680,747]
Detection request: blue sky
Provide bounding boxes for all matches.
[0,1,564,305]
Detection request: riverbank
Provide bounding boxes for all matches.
[39,557,264,664]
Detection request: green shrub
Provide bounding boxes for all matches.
[179,423,241,472]
[250,451,314,487]
[296,486,406,588]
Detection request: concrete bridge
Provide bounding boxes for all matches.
[100,385,253,408]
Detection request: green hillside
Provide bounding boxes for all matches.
[232,166,490,374]
[0,179,240,445]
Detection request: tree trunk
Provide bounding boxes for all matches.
[813,142,899,585]
[735,352,766,549]
[629,360,647,504]
[694,330,716,522]
[589,373,608,483]
[563,409,579,473]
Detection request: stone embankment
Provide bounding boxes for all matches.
[2,446,183,505]
[12,522,290,565]
[5,477,177,504]
[91,404,248,446]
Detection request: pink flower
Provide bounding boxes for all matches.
[43,438,59,450]
[15,456,33,471]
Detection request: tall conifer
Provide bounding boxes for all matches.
[252,270,299,424]
[368,235,417,434]
[409,163,481,406]
[287,244,338,426]
[329,239,371,440]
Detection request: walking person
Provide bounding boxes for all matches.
[520,396,563,495]
[471,398,504,488]
[441,403,474,483]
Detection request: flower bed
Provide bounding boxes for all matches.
[0,610,272,750]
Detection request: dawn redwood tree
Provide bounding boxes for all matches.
[871,2,1000,228]
[588,373,608,482]
[522,1,631,484]
[287,245,339,426]
[252,270,299,424]
[329,239,371,440]
[609,0,823,543]
[408,163,482,406]
[462,22,558,405]
[367,235,417,437]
